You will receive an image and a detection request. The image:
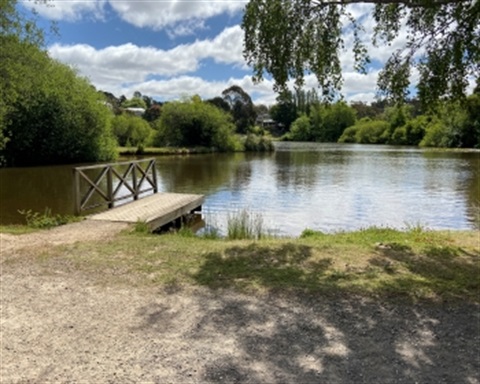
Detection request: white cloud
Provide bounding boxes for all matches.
[22,0,106,21]
[41,1,421,106]
[24,0,245,36]
[108,0,245,35]
[47,24,273,103]
[49,25,245,86]
[117,75,276,104]
[346,92,377,104]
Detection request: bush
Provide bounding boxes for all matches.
[338,120,390,144]
[19,208,81,229]
[314,102,356,142]
[338,126,358,143]
[244,133,274,151]
[153,97,238,151]
[112,114,154,147]
[2,40,117,166]
[391,115,429,145]
[420,120,449,147]
[289,115,312,141]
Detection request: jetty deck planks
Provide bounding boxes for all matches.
[88,192,204,231]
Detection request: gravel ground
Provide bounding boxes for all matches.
[1,223,479,383]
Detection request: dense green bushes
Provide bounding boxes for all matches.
[339,119,390,144]
[153,97,240,151]
[286,102,357,142]
[1,39,117,166]
[112,114,154,147]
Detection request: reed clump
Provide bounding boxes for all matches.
[227,209,265,240]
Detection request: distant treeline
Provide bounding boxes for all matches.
[270,88,480,148]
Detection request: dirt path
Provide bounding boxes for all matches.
[1,225,479,383]
[0,220,129,253]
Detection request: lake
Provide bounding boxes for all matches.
[1,143,479,236]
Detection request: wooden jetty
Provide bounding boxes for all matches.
[87,192,204,231]
[73,159,204,231]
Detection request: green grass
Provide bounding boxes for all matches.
[118,146,220,156]
[0,225,37,234]
[7,225,478,303]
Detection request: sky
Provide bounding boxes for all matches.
[21,0,421,106]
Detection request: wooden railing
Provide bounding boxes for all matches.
[73,158,158,214]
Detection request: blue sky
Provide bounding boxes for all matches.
[21,0,422,105]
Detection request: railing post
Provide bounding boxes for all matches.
[152,159,158,194]
[132,163,138,200]
[73,168,81,215]
[107,166,113,208]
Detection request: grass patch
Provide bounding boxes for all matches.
[118,146,219,156]
[0,225,37,234]
[7,226,479,303]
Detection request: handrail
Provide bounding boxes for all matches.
[73,158,158,214]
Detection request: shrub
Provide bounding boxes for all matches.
[391,115,429,145]
[338,126,358,143]
[112,114,153,147]
[18,208,81,229]
[2,41,117,166]
[420,121,449,147]
[154,97,237,151]
[338,120,390,144]
[244,133,275,151]
[319,102,357,142]
[289,115,312,141]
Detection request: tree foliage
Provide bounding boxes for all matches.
[2,47,117,166]
[222,85,257,133]
[153,97,238,151]
[1,0,117,166]
[112,114,153,147]
[242,0,480,104]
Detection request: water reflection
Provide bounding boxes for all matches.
[0,165,75,224]
[1,143,479,235]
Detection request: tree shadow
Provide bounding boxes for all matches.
[193,242,333,291]
[131,241,480,382]
[370,242,480,301]
[134,289,480,383]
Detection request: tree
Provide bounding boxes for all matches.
[0,0,50,159]
[143,104,162,122]
[112,114,153,147]
[270,91,298,131]
[206,97,231,113]
[350,102,381,120]
[222,85,257,133]
[1,0,117,166]
[153,96,238,151]
[3,51,117,166]
[242,0,479,105]
[290,115,312,141]
[315,102,357,142]
[122,97,147,110]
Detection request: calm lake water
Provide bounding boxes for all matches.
[1,143,479,236]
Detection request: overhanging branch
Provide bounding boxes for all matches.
[312,0,470,7]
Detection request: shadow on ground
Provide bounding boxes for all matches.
[193,242,332,290]
[370,242,480,301]
[134,287,479,383]
[131,242,480,383]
